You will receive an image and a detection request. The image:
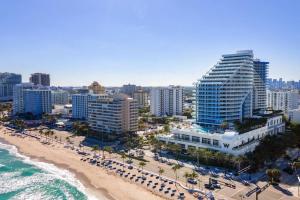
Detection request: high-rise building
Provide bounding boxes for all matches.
[157,50,285,156]
[150,86,183,117]
[0,73,22,101]
[195,50,263,129]
[30,73,50,86]
[88,81,105,94]
[88,94,138,134]
[267,90,299,113]
[253,60,269,112]
[51,90,69,105]
[23,89,52,115]
[13,83,35,115]
[133,89,149,108]
[72,94,89,120]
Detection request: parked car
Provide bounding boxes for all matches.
[212,183,221,189]
[242,180,250,186]
[204,184,214,190]
[128,165,133,170]
[188,178,197,184]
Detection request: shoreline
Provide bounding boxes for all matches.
[0,127,167,200]
[0,136,109,200]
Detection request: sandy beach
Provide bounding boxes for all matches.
[0,126,167,200]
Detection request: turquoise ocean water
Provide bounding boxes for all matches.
[0,141,94,200]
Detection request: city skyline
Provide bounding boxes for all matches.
[1,0,300,86]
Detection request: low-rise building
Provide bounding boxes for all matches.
[157,114,285,156]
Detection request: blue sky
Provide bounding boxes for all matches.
[0,0,299,86]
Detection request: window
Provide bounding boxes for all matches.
[213,139,219,146]
[202,138,211,145]
[181,134,190,141]
[192,136,200,142]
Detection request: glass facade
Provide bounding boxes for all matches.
[196,50,255,129]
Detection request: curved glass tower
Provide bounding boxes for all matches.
[196,50,255,129]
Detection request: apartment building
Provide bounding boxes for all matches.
[88,94,138,134]
[150,86,183,117]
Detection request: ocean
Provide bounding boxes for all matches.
[0,141,95,200]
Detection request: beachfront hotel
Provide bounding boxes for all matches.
[157,50,285,155]
[13,83,52,116]
[88,94,138,134]
[150,86,183,117]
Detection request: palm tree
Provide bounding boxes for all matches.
[172,144,182,161]
[92,145,99,156]
[103,146,113,159]
[121,153,127,170]
[189,170,199,189]
[172,164,182,185]
[139,161,146,176]
[158,167,165,180]
[183,172,190,186]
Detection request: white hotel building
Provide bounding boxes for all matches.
[158,50,285,155]
[158,115,285,156]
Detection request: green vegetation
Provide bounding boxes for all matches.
[266,168,281,184]
[234,118,268,133]
[246,122,300,170]
[72,121,92,136]
[138,106,150,115]
[171,164,182,185]
[11,119,26,130]
[158,167,164,179]
[150,139,246,170]
[182,108,193,119]
[0,102,12,113]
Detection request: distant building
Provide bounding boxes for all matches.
[51,90,69,105]
[150,86,183,117]
[267,90,299,113]
[121,84,137,97]
[88,81,105,94]
[133,89,149,108]
[0,73,22,101]
[88,94,138,134]
[288,109,300,124]
[30,73,50,86]
[23,89,52,116]
[268,78,300,90]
